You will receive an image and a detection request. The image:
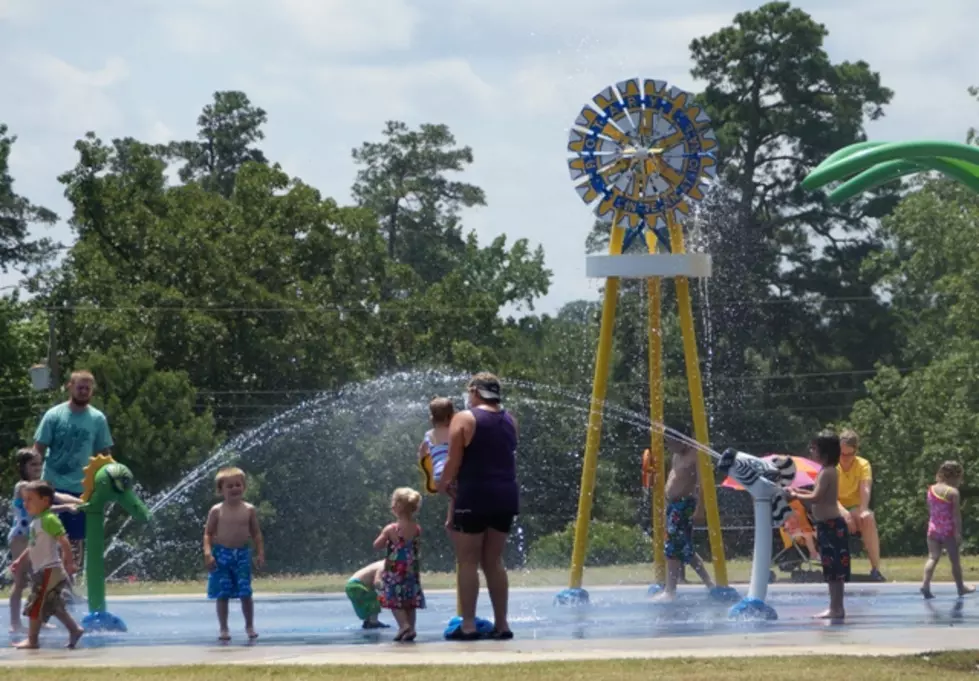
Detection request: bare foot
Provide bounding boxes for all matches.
[246,628,258,640]
[958,585,976,597]
[13,639,38,649]
[218,630,231,642]
[66,628,84,649]
[651,592,676,603]
[812,609,845,620]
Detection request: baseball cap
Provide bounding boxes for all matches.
[469,374,502,402]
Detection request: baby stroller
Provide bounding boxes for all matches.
[769,491,820,583]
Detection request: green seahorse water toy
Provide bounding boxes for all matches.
[78,454,151,632]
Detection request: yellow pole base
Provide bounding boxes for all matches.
[667,215,729,588]
[567,219,626,592]
[644,233,666,587]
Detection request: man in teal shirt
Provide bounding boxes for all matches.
[33,370,114,570]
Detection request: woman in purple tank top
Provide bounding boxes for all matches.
[438,372,518,641]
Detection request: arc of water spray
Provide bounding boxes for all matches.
[802,140,979,201]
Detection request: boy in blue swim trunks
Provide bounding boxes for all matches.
[787,431,849,620]
[204,467,265,642]
[652,436,715,602]
[346,560,390,629]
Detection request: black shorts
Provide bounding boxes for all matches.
[816,517,851,583]
[452,511,515,535]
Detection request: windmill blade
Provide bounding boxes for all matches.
[568,79,718,232]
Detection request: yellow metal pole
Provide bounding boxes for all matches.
[568,212,626,590]
[665,211,729,588]
[643,231,666,586]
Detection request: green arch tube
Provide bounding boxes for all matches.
[803,140,979,203]
[803,141,979,191]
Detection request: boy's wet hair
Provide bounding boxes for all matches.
[24,480,55,504]
[392,487,422,515]
[15,448,36,481]
[215,466,246,492]
[812,430,841,467]
[937,460,964,484]
[664,423,697,454]
[429,397,455,425]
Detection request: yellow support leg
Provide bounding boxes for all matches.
[567,215,626,591]
[643,233,666,587]
[666,213,729,589]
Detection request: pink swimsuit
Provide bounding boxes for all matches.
[927,485,955,539]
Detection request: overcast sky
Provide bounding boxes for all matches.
[1,0,977,313]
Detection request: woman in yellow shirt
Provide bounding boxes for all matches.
[836,430,885,581]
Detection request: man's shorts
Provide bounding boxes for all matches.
[207,545,253,600]
[452,511,515,535]
[665,497,697,564]
[816,517,851,582]
[24,565,69,622]
[55,489,86,541]
[345,578,381,621]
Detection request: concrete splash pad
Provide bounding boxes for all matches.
[2,583,975,666]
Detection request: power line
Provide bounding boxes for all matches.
[24,292,942,315]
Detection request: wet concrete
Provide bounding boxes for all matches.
[1,583,974,666]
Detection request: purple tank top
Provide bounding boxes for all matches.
[455,408,519,515]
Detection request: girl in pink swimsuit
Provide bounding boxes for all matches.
[921,460,974,599]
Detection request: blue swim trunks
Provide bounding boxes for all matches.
[207,545,253,600]
[665,497,696,564]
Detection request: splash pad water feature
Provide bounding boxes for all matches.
[559,77,793,619]
[4,375,977,654]
[10,130,979,656]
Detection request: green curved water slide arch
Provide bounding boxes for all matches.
[801,140,979,201]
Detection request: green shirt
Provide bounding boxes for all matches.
[29,509,66,571]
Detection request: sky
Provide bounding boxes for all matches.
[1,0,977,314]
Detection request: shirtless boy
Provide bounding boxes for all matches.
[787,431,848,620]
[203,467,265,641]
[652,436,715,601]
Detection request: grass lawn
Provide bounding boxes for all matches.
[82,554,979,597]
[6,653,979,680]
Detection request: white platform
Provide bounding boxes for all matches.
[586,254,712,278]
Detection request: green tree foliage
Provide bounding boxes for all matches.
[350,120,551,370]
[0,124,57,272]
[849,182,979,554]
[686,2,896,449]
[167,91,269,198]
[77,348,221,495]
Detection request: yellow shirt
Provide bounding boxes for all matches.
[837,456,872,509]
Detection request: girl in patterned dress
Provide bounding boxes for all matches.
[8,449,81,632]
[921,461,974,599]
[374,487,426,642]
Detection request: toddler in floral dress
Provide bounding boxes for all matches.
[373,487,426,642]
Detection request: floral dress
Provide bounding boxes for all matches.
[379,524,426,610]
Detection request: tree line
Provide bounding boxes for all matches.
[0,2,975,574]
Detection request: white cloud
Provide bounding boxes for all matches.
[278,0,419,53]
[160,12,230,55]
[315,59,496,122]
[8,54,129,134]
[0,0,42,22]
